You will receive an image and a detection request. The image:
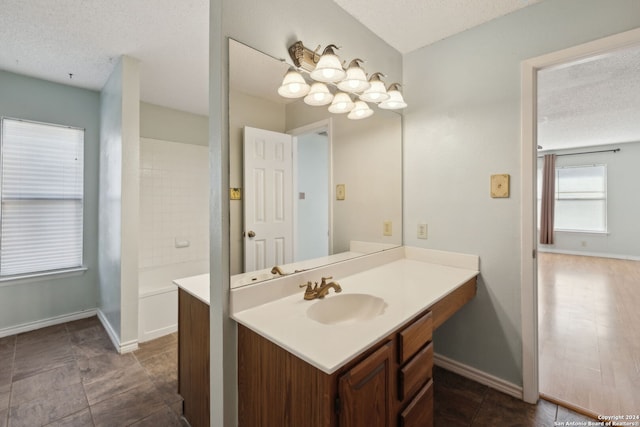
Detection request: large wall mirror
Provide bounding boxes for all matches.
[229,38,402,288]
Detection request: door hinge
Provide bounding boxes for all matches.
[334,395,341,414]
[532,249,537,259]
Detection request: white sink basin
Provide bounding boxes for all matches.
[306,293,387,325]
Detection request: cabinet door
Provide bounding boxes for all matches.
[338,341,392,427]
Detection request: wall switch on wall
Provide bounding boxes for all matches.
[336,184,346,200]
[417,224,428,239]
[383,221,392,236]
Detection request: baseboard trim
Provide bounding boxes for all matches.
[139,324,177,343]
[434,353,523,400]
[97,308,139,354]
[0,309,97,338]
[538,247,640,261]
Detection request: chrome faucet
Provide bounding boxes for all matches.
[299,276,342,300]
[271,265,286,276]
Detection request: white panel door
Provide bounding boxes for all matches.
[243,126,293,272]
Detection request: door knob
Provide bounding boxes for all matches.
[247,230,256,238]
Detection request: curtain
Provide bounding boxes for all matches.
[540,154,556,245]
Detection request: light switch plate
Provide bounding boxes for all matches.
[418,224,428,239]
[336,184,346,200]
[383,221,392,236]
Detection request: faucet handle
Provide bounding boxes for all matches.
[320,276,333,285]
[299,281,314,291]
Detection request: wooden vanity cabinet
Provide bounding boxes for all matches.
[338,342,393,427]
[237,276,476,427]
[177,289,209,427]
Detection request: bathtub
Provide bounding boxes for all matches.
[138,260,208,342]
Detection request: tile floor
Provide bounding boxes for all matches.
[0,316,183,427]
[1,316,596,426]
[433,366,596,426]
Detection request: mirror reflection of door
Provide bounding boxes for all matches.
[293,128,330,262]
[243,126,293,272]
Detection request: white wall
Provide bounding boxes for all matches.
[140,102,208,146]
[98,55,140,350]
[286,105,403,253]
[538,141,640,259]
[139,138,210,271]
[403,0,640,386]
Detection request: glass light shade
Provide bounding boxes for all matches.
[310,46,346,83]
[359,73,390,103]
[328,92,354,114]
[277,69,310,98]
[304,83,334,106]
[337,59,370,93]
[347,101,374,120]
[379,85,407,109]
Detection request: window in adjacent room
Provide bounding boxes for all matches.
[0,117,84,278]
[537,163,607,233]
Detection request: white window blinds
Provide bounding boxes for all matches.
[555,165,607,232]
[0,118,84,277]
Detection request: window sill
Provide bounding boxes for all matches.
[554,229,609,235]
[0,266,88,287]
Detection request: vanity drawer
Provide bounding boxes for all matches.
[397,311,433,363]
[399,379,433,427]
[398,341,433,401]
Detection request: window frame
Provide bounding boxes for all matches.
[0,117,87,282]
[537,162,608,234]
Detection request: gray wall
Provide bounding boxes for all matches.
[403,0,640,386]
[0,70,99,332]
[140,102,208,146]
[98,56,140,346]
[539,141,640,259]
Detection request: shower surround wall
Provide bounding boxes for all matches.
[138,137,209,341]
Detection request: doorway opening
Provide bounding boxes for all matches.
[520,27,640,408]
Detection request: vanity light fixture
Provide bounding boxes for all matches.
[277,67,310,98]
[328,92,355,114]
[279,40,407,119]
[304,82,334,106]
[359,72,390,103]
[379,83,407,110]
[337,59,370,93]
[348,101,374,120]
[310,45,347,83]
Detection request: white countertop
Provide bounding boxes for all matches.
[173,273,209,305]
[231,246,479,374]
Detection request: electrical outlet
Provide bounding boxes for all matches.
[383,221,392,236]
[417,224,428,239]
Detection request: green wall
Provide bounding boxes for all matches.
[0,70,100,331]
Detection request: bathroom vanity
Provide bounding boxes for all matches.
[175,246,479,427]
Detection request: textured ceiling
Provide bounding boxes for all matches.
[0,0,209,115]
[538,43,640,151]
[2,0,638,151]
[332,0,544,54]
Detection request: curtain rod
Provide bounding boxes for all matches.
[537,148,620,158]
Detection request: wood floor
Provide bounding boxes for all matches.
[538,252,640,417]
